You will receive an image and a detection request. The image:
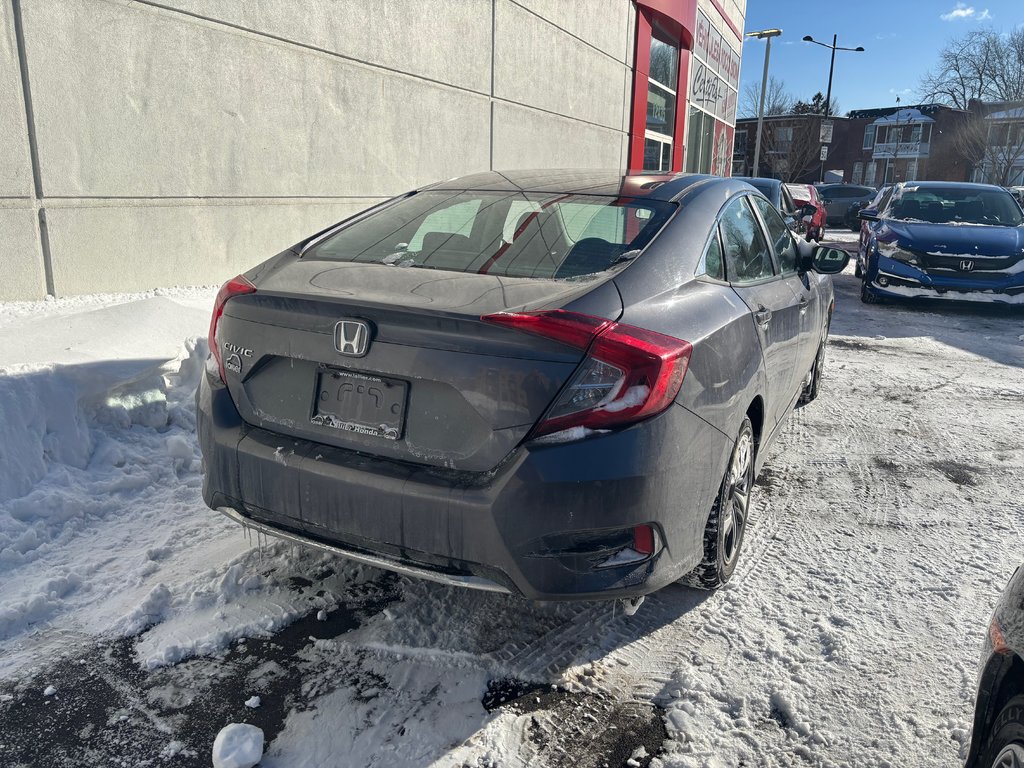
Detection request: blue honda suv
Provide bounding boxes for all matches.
[857,181,1024,305]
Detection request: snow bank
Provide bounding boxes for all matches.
[0,365,93,501]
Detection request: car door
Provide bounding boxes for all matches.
[778,184,801,234]
[719,195,804,432]
[750,195,821,396]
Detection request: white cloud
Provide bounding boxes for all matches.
[939,3,991,21]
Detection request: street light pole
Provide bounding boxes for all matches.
[747,28,782,178]
[803,34,864,182]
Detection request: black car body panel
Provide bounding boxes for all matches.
[967,564,1024,766]
[732,177,802,234]
[816,183,876,226]
[197,170,838,600]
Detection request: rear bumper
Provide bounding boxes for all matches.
[197,369,731,601]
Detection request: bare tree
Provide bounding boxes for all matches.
[758,119,824,182]
[956,109,1024,185]
[740,76,793,119]
[920,28,1024,108]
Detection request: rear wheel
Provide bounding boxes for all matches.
[683,418,754,589]
[977,696,1024,768]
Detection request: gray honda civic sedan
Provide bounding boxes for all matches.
[197,170,847,603]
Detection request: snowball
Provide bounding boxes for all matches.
[212,723,264,768]
[244,696,261,709]
[43,685,56,697]
[316,609,327,621]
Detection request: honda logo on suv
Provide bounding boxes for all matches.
[334,320,371,357]
[959,260,975,272]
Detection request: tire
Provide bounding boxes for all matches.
[861,279,881,304]
[682,417,755,589]
[798,340,825,406]
[975,695,1024,768]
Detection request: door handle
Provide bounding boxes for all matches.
[754,306,772,327]
[799,296,810,314]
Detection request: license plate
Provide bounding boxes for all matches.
[311,369,408,440]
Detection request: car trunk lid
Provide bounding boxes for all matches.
[216,260,621,473]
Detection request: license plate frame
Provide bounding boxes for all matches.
[311,368,408,441]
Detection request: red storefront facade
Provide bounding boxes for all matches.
[628,0,741,176]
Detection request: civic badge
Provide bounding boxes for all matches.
[334,320,371,357]
[959,260,974,272]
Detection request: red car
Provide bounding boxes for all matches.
[785,183,826,242]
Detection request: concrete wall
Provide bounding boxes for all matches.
[0,0,637,300]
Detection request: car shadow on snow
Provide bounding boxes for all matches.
[0,550,711,768]
[826,269,1024,369]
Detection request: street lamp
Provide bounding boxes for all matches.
[746,28,782,178]
[803,34,865,181]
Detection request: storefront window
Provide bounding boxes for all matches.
[643,35,678,171]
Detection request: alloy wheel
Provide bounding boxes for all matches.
[721,430,753,567]
[992,744,1024,768]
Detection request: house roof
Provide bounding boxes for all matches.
[986,106,1024,120]
[872,108,935,125]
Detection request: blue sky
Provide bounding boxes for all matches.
[739,0,1024,115]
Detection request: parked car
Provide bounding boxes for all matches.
[734,177,817,238]
[854,185,893,277]
[965,564,1024,768]
[1007,186,1024,207]
[196,170,848,605]
[785,183,827,242]
[858,181,1024,304]
[816,184,876,227]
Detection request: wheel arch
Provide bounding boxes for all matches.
[746,396,765,461]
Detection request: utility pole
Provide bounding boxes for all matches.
[746,28,782,178]
[803,34,865,182]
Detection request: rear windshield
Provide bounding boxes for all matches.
[305,190,676,279]
[886,186,1023,226]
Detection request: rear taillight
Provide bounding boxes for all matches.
[208,275,256,383]
[482,310,692,438]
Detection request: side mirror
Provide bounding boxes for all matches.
[808,246,849,274]
[857,209,879,222]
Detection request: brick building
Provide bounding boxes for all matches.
[844,104,970,186]
[966,100,1024,186]
[733,103,972,186]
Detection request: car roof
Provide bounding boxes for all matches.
[894,180,1011,191]
[427,169,727,202]
[733,176,781,188]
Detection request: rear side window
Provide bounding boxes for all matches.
[720,197,775,283]
[306,190,676,280]
[699,230,725,281]
[750,196,797,274]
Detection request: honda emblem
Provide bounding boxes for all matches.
[959,260,974,272]
[334,320,371,357]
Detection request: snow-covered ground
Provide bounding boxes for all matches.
[1,249,1022,767]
